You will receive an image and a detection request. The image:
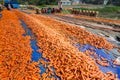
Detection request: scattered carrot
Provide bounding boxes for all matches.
[96,59,109,67]
[112,59,120,66]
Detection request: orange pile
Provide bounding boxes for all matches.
[13,10,118,80]
[75,15,120,25]
[0,10,40,80]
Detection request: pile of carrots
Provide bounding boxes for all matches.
[0,10,40,80]
[75,15,120,25]
[13,10,118,80]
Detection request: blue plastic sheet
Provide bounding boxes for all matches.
[4,0,19,9]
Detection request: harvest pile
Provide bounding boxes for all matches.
[75,15,120,25]
[13,10,118,80]
[0,10,40,79]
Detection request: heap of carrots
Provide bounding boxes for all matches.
[13,10,118,80]
[0,10,40,80]
[75,15,120,25]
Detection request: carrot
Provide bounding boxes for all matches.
[0,10,40,80]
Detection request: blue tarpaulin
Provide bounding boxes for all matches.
[4,0,19,8]
[75,43,120,79]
